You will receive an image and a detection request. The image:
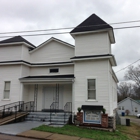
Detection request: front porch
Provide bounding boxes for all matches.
[22,83,73,112]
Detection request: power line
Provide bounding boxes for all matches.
[0,19,140,35]
[0,25,140,39]
[115,59,140,73]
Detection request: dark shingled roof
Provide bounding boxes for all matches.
[20,74,75,79]
[71,54,112,59]
[70,14,113,34]
[0,36,36,48]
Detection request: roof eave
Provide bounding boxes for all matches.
[0,42,35,49]
[109,55,117,66]
[112,69,119,83]
[19,78,74,83]
[71,56,112,61]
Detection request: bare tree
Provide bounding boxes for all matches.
[117,82,133,102]
[124,65,140,87]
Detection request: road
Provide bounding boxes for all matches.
[0,134,37,140]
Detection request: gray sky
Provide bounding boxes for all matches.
[0,0,140,82]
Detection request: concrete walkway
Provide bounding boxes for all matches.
[0,121,45,135]
[17,130,93,140]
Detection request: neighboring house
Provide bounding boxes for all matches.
[118,97,140,115]
[0,14,118,116]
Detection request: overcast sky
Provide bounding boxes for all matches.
[0,0,140,82]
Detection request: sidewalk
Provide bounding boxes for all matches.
[17,130,93,140]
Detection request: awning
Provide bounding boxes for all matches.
[19,74,75,83]
[81,105,103,110]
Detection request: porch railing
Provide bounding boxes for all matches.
[0,101,34,120]
[64,102,72,123]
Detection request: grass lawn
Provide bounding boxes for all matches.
[33,124,131,140]
[117,123,140,140]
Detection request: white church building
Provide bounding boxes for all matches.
[0,14,118,116]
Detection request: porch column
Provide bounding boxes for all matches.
[19,83,24,101]
[34,84,38,111]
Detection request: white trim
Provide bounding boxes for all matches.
[0,61,74,67]
[3,81,11,100]
[71,56,112,61]
[30,37,74,54]
[86,77,98,101]
[71,56,117,66]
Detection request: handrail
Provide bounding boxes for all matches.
[0,101,34,120]
[50,102,58,123]
[0,101,24,108]
[0,101,24,111]
[64,102,72,123]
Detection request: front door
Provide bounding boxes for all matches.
[43,84,63,110]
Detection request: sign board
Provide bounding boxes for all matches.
[83,110,101,124]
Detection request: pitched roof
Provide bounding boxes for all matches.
[0,36,36,48]
[70,14,113,34]
[118,97,140,105]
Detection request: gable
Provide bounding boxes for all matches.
[118,97,140,106]
[30,39,74,63]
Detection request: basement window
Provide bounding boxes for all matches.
[49,68,59,73]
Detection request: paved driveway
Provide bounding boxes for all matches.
[126,117,140,126]
[0,121,45,135]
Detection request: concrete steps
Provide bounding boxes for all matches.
[25,112,71,126]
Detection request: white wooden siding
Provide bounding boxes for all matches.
[31,41,74,63]
[30,65,74,76]
[21,65,30,77]
[21,45,30,62]
[74,59,112,115]
[0,45,22,61]
[0,65,21,105]
[75,32,110,56]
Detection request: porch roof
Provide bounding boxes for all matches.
[19,74,75,83]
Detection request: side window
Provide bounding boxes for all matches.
[87,79,96,100]
[118,106,121,110]
[4,81,11,99]
[135,107,138,112]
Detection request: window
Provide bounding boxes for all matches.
[118,106,121,110]
[135,107,138,112]
[50,68,59,73]
[3,81,10,99]
[122,106,124,110]
[88,79,96,100]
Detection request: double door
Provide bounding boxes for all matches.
[43,84,63,110]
